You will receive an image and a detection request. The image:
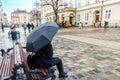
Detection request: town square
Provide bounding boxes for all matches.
[0,0,120,80]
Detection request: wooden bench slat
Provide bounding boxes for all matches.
[0,55,11,77]
[4,56,10,77]
[9,52,15,75]
[0,55,7,77]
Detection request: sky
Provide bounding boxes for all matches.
[2,0,36,22]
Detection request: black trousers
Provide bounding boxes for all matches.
[41,57,64,74]
[27,55,64,74]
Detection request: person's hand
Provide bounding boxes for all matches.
[29,52,35,56]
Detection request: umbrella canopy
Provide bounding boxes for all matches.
[26,22,59,52]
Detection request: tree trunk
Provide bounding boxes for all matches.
[54,11,58,23]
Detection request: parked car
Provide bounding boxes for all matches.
[63,23,71,28]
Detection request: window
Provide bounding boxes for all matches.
[105,10,111,19]
[86,0,89,5]
[59,0,62,3]
[78,0,81,7]
[108,10,111,19]
[77,14,80,21]
[96,0,100,3]
[85,13,89,21]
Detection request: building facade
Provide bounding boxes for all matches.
[76,0,120,27]
[0,0,8,26]
[30,10,41,26]
[11,9,29,26]
[40,0,120,27]
[40,0,75,25]
[0,0,3,24]
[11,9,41,26]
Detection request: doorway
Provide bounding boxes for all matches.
[94,11,100,22]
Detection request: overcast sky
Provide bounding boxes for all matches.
[2,0,36,22]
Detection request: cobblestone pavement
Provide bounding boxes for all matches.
[0,27,120,80]
[58,28,120,42]
[53,28,120,80]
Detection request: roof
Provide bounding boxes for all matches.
[11,9,27,14]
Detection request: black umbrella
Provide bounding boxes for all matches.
[26,22,59,52]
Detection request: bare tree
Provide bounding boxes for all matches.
[40,0,59,23]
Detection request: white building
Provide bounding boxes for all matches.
[0,0,8,26]
[40,0,120,27]
[76,0,120,27]
[0,0,3,23]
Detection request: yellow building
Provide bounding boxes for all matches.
[40,0,75,26]
[11,9,28,26]
[11,9,41,26]
[46,7,75,25]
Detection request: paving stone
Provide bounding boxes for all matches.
[0,28,120,80]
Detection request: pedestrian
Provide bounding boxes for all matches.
[27,42,68,78]
[22,22,27,34]
[27,22,31,33]
[1,23,4,32]
[10,27,17,40]
[79,22,83,29]
[104,21,108,31]
[31,23,34,30]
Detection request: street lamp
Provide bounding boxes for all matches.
[100,0,104,27]
[75,0,77,26]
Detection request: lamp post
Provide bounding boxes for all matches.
[75,0,77,26]
[100,0,103,27]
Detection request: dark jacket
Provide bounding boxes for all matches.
[31,23,34,29]
[27,23,31,29]
[27,43,54,69]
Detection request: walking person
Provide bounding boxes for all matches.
[10,27,17,40]
[22,22,27,34]
[31,23,34,30]
[27,22,31,33]
[104,21,109,31]
[1,23,4,32]
[79,22,83,29]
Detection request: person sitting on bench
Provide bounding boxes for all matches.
[27,42,68,78]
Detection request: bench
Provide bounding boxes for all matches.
[0,42,56,80]
[0,46,15,80]
[17,42,56,80]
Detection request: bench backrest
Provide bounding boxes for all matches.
[0,50,15,78]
